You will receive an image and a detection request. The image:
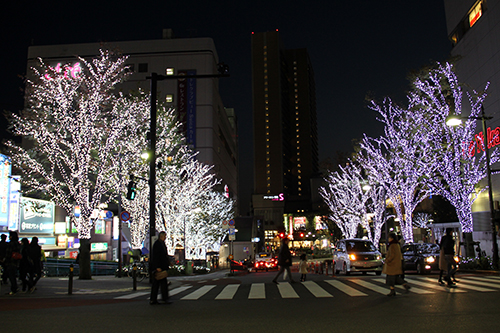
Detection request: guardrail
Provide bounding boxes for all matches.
[44,258,118,277]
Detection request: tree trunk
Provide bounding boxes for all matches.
[79,238,92,279]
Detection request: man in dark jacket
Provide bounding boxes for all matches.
[272,237,296,284]
[5,231,21,295]
[150,231,171,304]
[0,234,7,284]
[440,228,457,287]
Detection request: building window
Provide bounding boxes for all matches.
[166,95,173,103]
[469,1,483,27]
[138,63,148,73]
[166,68,174,75]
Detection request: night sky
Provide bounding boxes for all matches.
[0,1,452,213]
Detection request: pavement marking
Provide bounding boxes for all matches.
[464,276,500,288]
[373,278,433,294]
[57,287,149,295]
[302,281,333,298]
[114,291,150,299]
[181,285,216,300]
[349,279,399,295]
[325,279,368,296]
[418,277,495,292]
[170,285,193,296]
[277,282,299,298]
[404,277,466,293]
[215,284,240,300]
[248,283,265,299]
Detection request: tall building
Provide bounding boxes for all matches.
[443,0,500,256]
[251,31,318,239]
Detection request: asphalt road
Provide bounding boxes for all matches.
[2,270,499,332]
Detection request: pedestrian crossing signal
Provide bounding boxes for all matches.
[126,176,137,200]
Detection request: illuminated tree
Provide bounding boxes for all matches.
[407,62,499,234]
[360,96,436,243]
[319,160,369,239]
[6,50,143,278]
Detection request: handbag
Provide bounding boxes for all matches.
[155,270,168,280]
[12,252,22,260]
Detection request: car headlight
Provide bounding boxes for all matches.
[376,255,381,260]
[425,256,435,263]
[349,254,356,261]
[454,256,460,263]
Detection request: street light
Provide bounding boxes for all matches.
[446,110,499,269]
[146,68,229,260]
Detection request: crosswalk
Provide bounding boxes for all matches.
[114,276,500,301]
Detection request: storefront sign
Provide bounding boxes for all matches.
[0,154,11,228]
[20,197,55,234]
[263,193,284,201]
[91,242,108,252]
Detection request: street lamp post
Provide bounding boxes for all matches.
[447,109,499,269]
[146,68,229,260]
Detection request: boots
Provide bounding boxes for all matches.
[403,284,411,293]
[387,288,396,297]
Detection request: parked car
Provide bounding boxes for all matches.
[333,239,383,275]
[254,252,277,271]
[401,242,440,274]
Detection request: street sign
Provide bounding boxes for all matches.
[222,220,228,229]
[228,254,234,259]
[229,235,235,241]
[228,219,235,226]
[120,211,130,222]
[228,228,235,235]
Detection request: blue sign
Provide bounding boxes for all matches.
[0,154,11,227]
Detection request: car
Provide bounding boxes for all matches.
[333,239,383,275]
[401,242,440,274]
[254,252,277,271]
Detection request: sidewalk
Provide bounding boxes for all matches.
[0,269,232,299]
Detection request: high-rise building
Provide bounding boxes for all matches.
[443,0,500,256]
[251,31,318,237]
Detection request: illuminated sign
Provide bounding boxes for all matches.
[294,216,306,228]
[91,242,108,252]
[44,62,82,81]
[0,154,11,227]
[8,176,20,231]
[263,193,284,201]
[19,197,55,234]
[469,1,482,27]
[467,127,500,157]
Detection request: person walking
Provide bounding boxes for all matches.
[299,254,308,282]
[150,231,172,305]
[29,237,43,287]
[5,231,21,295]
[272,237,296,284]
[440,228,458,287]
[19,238,34,293]
[383,233,410,297]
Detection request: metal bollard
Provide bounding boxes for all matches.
[132,264,137,291]
[68,264,74,295]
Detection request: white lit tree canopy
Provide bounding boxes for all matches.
[6,50,144,278]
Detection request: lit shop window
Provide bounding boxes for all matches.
[166,95,174,103]
[469,1,482,27]
[166,68,174,75]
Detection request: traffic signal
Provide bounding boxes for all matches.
[126,176,137,200]
[279,232,285,239]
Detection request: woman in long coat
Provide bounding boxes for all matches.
[383,233,411,296]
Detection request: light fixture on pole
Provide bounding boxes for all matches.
[446,110,499,269]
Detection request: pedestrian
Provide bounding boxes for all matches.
[299,253,308,282]
[272,237,296,284]
[383,233,410,297]
[19,238,34,293]
[150,231,172,305]
[440,228,458,287]
[5,231,21,295]
[30,236,43,287]
[0,234,7,284]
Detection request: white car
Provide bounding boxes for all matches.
[333,239,383,275]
